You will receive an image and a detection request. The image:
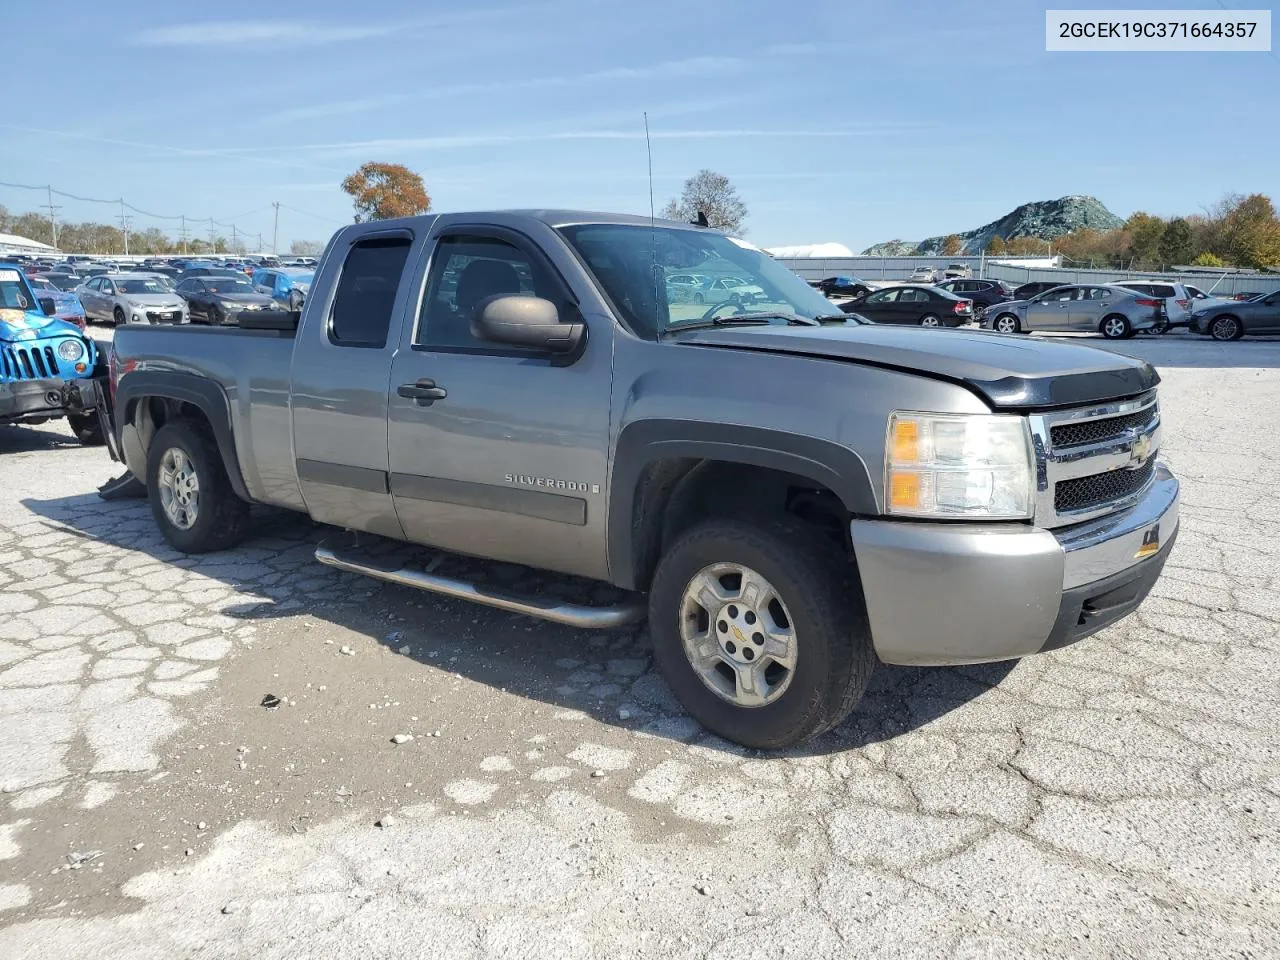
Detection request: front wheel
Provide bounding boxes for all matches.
[992,312,1021,334]
[1100,314,1132,340]
[146,419,250,553]
[112,306,126,327]
[1210,315,1244,341]
[66,412,104,446]
[919,314,941,327]
[648,518,875,749]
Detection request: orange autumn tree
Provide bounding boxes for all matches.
[340,162,432,222]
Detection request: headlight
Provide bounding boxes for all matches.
[885,411,1034,519]
[58,339,85,362]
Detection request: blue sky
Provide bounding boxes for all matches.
[2,0,1276,251]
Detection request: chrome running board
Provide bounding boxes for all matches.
[314,544,645,629]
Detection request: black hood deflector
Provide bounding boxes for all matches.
[670,324,1159,410]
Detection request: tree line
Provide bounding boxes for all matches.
[974,194,1280,271]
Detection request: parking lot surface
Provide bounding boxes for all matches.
[1,336,1277,959]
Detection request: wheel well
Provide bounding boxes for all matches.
[125,396,216,475]
[629,458,853,591]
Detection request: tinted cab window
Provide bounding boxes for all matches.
[329,237,412,348]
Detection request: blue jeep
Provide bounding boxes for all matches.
[1,263,104,444]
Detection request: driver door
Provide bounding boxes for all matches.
[859,288,899,322]
[1025,286,1075,331]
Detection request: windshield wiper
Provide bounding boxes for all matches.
[663,311,819,335]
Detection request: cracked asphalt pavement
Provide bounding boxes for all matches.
[0,336,1277,958]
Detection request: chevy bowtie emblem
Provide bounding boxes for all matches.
[1129,433,1151,466]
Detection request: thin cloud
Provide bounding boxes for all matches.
[135,21,402,48]
[257,54,751,126]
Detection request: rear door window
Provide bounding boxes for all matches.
[328,236,413,348]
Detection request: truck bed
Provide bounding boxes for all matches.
[111,322,305,510]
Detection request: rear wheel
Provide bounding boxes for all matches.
[648,518,875,749]
[1210,315,1244,341]
[146,419,250,553]
[919,314,941,327]
[1100,314,1132,339]
[992,312,1021,334]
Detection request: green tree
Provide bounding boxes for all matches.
[662,169,748,234]
[1192,251,1225,267]
[341,162,432,222]
[984,235,1008,255]
[1158,217,1194,265]
[1219,193,1280,269]
[1125,212,1166,266]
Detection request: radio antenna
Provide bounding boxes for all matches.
[644,111,655,224]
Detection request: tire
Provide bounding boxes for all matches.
[647,518,875,749]
[146,419,250,553]
[992,312,1021,334]
[1209,315,1244,341]
[919,314,941,327]
[1100,314,1131,340]
[112,306,126,327]
[66,412,104,446]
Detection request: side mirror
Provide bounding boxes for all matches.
[472,295,585,355]
[39,297,57,316]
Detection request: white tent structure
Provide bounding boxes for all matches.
[764,242,855,259]
[0,232,59,256]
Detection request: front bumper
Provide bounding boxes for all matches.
[849,464,1179,665]
[0,376,101,423]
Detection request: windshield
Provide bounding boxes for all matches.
[118,279,169,294]
[286,272,315,286]
[556,224,840,337]
[29,277,54,290]
[0,269,34,310]
[206,279,254,294]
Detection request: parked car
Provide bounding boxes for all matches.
[695,275,766,306]
[0,264,104,443]
[27,275,87,330]
[665,273,709,302]
[1191,289,1280,340]
[943,263,972,279]
[42,271,83,291]
[1012,281,1068,300]
[839,284,973,327]
[908,266,940,283]
[1114,281,1194,329]
[1182,284,1233,313]
[814,276,874,299]
[103,208,1177,750]
[986,284,1164,339]
[77,273,188,325]
[176,276,278,325]
[934,278,1014,317]
[252,268,315,310]
[176,264,244,283]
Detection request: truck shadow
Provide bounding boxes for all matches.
[0,424,85,453]
[22,491,1013,757]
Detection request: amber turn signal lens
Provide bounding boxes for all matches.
[889,470,921,510]
[891,419,919,463]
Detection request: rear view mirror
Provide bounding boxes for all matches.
[39,298,57,316]
[472,295,585,355]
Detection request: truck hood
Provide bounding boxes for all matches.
[669,323,1159,410]
[0,307,80,341]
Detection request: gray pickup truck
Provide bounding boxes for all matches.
[105,211,1179,748]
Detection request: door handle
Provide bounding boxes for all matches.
[397,379,447,403]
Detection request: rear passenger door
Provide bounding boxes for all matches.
[1071,287,1113,331]
[386,221,614,580]
[289,231,417,538]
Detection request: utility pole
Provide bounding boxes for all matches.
[271,201,281,255]
[179,214,189,255]
[118,200,132,257]
[45,186,61,249]
[209,218,216,253]
[231,223,238,253]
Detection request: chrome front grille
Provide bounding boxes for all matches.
[1030,390,1160,528]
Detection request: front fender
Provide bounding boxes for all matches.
[606,418,878,589]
